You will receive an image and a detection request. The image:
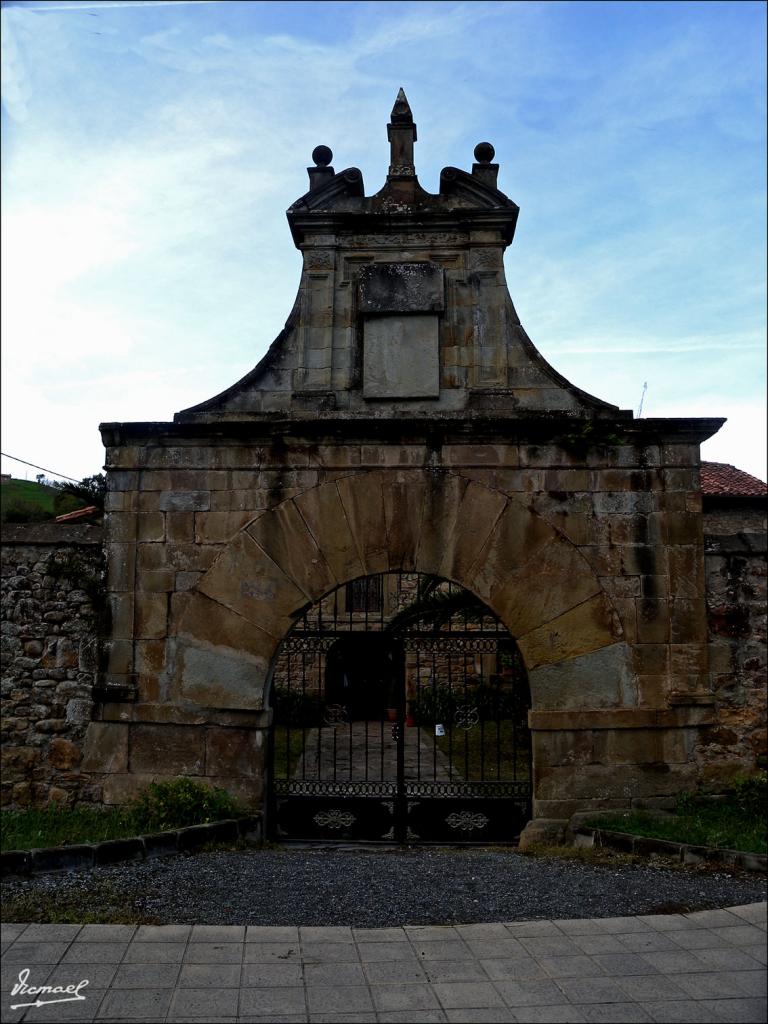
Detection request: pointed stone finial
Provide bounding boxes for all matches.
[390,87,414,125]
[387,87,417,179]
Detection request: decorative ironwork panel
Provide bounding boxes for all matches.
[404,780,531,799]
[407,797,530,843]
[323,704,349,726]
[445,810,490,832]
[453,705,480,730]
[275,796,394,841]
[281,636,336,653]
[313,808,357,829]
[402,637,500,653]
[275,779,398,798]
[269,571,532,844]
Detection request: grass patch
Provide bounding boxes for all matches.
[2,806,144,852]
[1,879,159,925]
[1,478,59,522]
[272,728,309,779]
[585,799,767,855]
[435,720,531,781]
[518,842,647,868]
[2,779,245,852]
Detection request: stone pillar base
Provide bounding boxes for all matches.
[518,818,568,850]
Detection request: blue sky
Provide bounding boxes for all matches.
[1,0,766,482]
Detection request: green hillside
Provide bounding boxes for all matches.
[1,478,59,522]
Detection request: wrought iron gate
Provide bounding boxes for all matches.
[268,573,531,844]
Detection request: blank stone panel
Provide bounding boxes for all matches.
[363,314,440,399]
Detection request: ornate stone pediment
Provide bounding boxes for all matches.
[176,90,617,424]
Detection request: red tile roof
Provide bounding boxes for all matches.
[54,505,100,523]
[701,462,767,497]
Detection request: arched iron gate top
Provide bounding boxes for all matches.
[269,572,532,844]
[284,572,511,640]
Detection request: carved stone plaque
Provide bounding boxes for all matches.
[358,262,444,314]
[363,314,439,399]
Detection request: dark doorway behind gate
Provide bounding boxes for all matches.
[268,573,532,844]
[325,636,404,720]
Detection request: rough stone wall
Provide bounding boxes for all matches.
[703,504,766,536]
[90,429,718,819]
[1,524,104,809]
[700,526,767,783]
[3,467,763,819]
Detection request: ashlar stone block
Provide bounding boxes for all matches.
[293,482,365,583]
[438,480,507,582]
[158,490,210,512]
[470,499,554,600]
[517,592,621,669]
[81,722,129,773]
[492,538,602,639]
[363,314,440,399]
[107,544,136,592]
[137,512,165,542]
[670,598,708,643]
[130,724,204,774]
[198,531,306,636]
[135,639,166,677]
[335,473,390,574]
[134,592,168,640]
[106,512,137,543]
[205,727,263,777]
[166,512,194,544]
[194,511,255,545]
[528,642,636,711]
[177,640,270,710]
[108,593,134,640]
[246,500,336,600]
[636,598,671,643]
[416,473,469,576]
[383,473,428,572]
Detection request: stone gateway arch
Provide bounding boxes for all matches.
[88,91,723,843]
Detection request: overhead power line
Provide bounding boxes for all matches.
[0,452,82,484]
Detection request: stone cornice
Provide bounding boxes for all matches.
[100,415,725,448]
[288,204,520,248]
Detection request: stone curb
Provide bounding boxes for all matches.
[0,814,262,878]
[574,825,767,873]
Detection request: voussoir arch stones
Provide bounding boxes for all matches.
[172,470,629,712]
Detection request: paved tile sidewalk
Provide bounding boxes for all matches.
[1,903,765,1023]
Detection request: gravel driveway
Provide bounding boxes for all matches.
[3,847,766,927]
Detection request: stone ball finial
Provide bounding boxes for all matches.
[312,145,333,167]
[474,141,495,164]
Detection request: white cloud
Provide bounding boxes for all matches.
[1,0,764,487]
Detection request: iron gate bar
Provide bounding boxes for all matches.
[270,571,532,844]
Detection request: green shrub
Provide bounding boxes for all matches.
[733,771,768,817]
[409,682,528,730]
[53,491,86,516]
[51,473,107,512]
[273,685,323,726]
[130,778,243,832]
[2,499,50,523]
